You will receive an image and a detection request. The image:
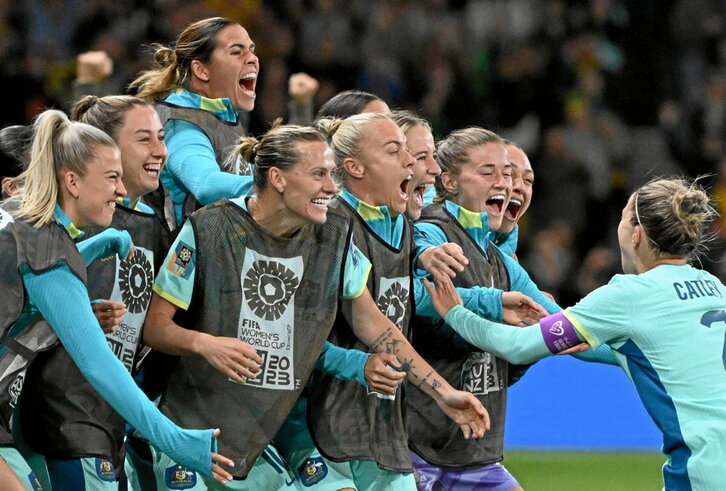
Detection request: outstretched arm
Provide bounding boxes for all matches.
[23,264,234,482]
[423,276,586,365]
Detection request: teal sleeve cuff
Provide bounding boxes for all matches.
[461,286,504,322]
[316,341,370,387]
[76,228,132,266]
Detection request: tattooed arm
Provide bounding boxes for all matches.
[345,288,491,439]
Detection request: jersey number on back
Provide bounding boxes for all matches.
[701,309,726,370]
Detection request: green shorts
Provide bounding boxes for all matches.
[152,444,297,490]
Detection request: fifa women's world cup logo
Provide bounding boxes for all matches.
[243,259,300,321]
[238,251,303,390]
[119,250,153,313]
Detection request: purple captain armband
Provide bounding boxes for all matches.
[539,312,581,354]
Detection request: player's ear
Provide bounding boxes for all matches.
[440,171,456,194]
[632,225,642,248]
[268,166,286,193]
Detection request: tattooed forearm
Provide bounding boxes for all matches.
[415,370,433,388]
[399,357,414,373]
[386,338,403,355]
[369,328,394,352]
[414,372,442,392]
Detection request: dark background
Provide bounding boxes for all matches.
[4,0,726,303]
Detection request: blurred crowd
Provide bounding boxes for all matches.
[2,0,726,306]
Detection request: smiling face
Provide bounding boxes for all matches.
[445,142,511,230]
[279,140,338,227]
[199,24,259,111]
[405,125,440,219]
[350,118,415,214]
[500,144,534,233]
[67,144,126,228]
[114,105,166,201]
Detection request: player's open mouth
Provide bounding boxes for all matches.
[311,197,331,207]
[486,194,506,215]
[412,183,432,208]
[505,198,522,221]
[143,163,161,178]
[239,73,257,96]
[399,175,412,201]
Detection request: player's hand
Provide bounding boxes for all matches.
[92,300,127,333]
[211,428,235,485]
[422,276,463,319]
[418,243,468,279]
[196,334,263,383]
[124,243,137,262]
[556,343,590,355]
[437,389,490,440]
[501,292,548,327]
[288,72,319,105]
[75,50,113,84]
[365,352,406,395]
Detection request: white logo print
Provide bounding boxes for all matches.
[238,249,302,390]
[549,320,564,336]
[0,208,14,231]
[377,277,409,330]
[107,247,154,371]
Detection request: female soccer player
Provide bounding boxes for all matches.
[315,89,390,120]
[389,110,441,221]
[290,113,487,490]
[142,121,489,489]
[490,140,535,258]
[407,127,558,491]
[0,109,230,487]
[17,95,170,489]
[426,177,726,490]
[129,17,258,233]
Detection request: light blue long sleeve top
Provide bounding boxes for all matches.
[16,207,215,476]
[161,89,253,225]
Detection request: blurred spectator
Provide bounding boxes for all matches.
[4,0,726,291]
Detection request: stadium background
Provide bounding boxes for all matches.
[2,0,724,487]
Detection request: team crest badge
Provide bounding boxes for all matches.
[298,457,327,487]
[28,472,43,491]
[95,458,116,482]
[167,241,195,279]
[165,464,197,489]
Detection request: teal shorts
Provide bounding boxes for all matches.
[36,455,119,491]
[152,444,297,490]
[286,446,415,491]
[0,446,44,490]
